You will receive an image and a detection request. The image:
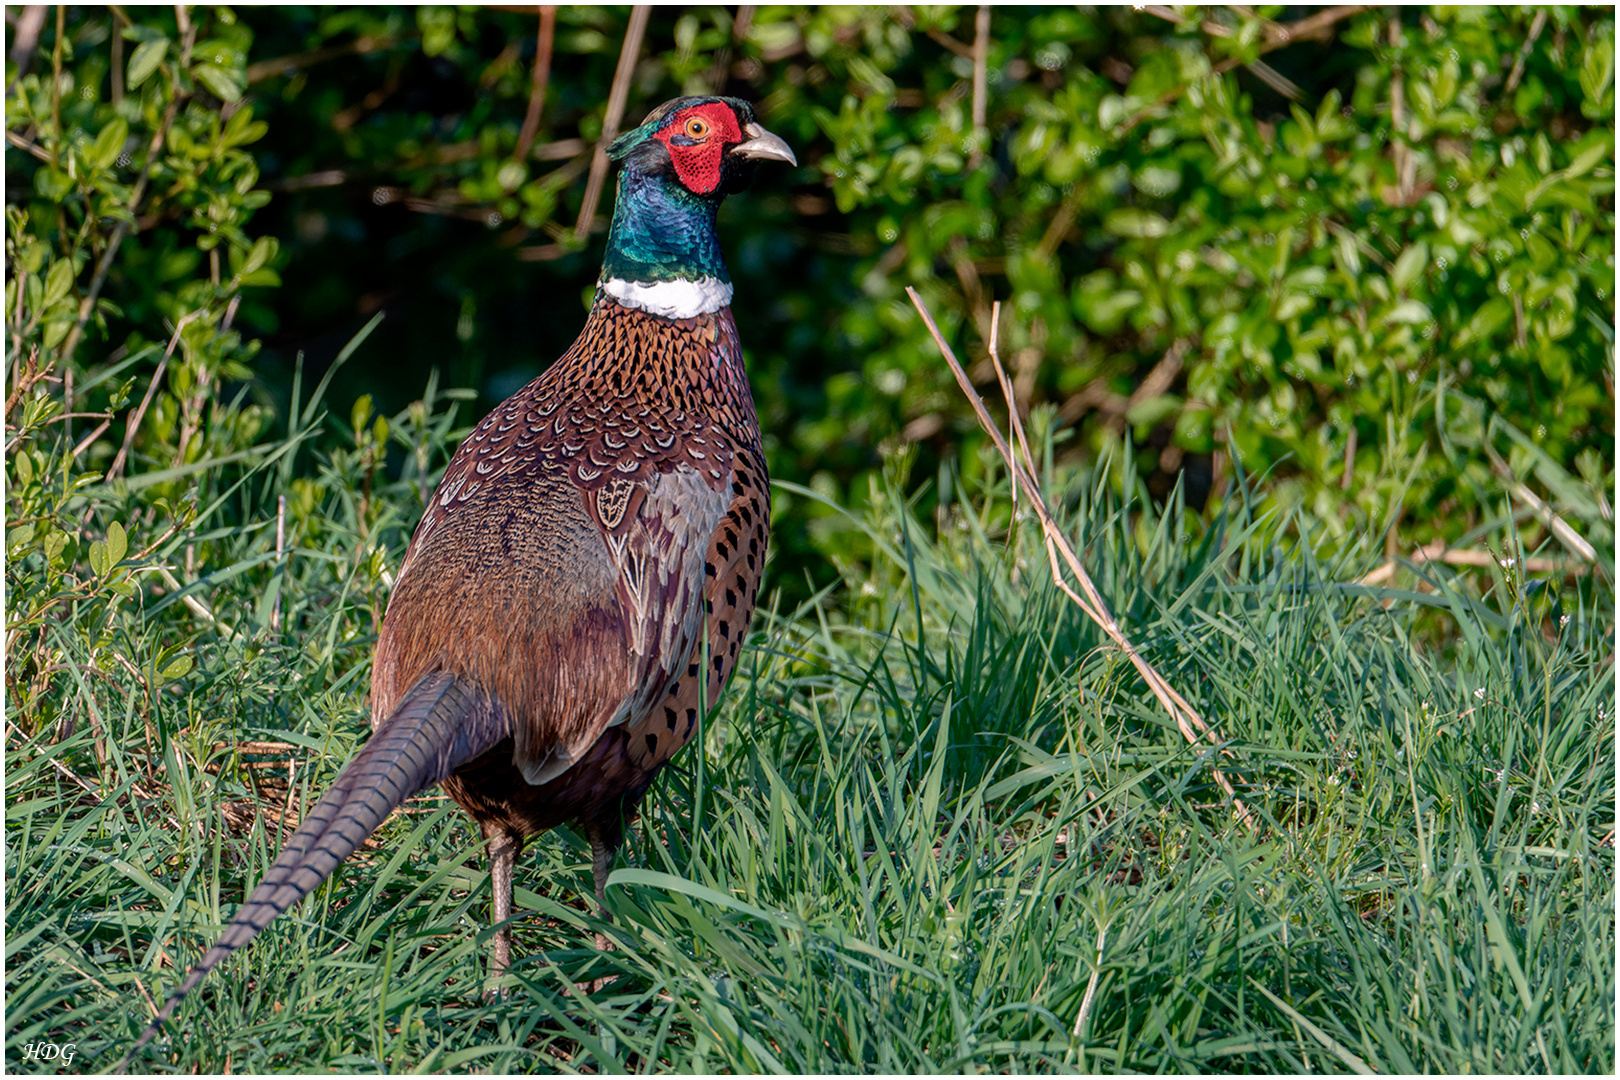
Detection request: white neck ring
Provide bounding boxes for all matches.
[600,276,733,319]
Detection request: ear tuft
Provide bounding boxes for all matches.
[607,124,648,161]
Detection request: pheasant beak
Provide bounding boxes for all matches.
[732,122,797,167]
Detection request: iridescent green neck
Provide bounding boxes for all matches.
[599,168,730,285]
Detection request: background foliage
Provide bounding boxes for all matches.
[6,4,1613,592]
[4,3,1613,1074]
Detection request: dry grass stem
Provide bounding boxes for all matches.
[104,310,201,482]
[908,288,1251,827]
[271,493,287,632]
[1358,543,1589,587]
[968,5,989,168]
[1072,924,1106,1038]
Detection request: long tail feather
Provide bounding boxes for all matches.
[122,672,495,1065]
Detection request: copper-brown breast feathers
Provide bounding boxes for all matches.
[371,457,636,783]
[370,301,760,801]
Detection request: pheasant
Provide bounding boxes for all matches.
[126,96,794,1060]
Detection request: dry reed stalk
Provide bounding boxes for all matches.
[907,288,1252,828]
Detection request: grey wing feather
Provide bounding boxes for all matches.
[516,464,728,784]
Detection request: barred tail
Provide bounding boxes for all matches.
[123,672,495,1065]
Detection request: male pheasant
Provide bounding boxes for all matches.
[126,96,793,1059]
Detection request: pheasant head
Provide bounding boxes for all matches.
[600,97,796,318]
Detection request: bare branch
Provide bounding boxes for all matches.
[574,6,650,243]
[4,128,50,162]
[5,4,47,96]
[969,5,989,169]
[926,27,973,59]
[513,5,556,164]
[1504,8,1548,95]
[246,33,403,84]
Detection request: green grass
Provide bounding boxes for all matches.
[5,393,1613,1073]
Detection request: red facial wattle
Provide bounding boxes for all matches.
[653,102,743,195]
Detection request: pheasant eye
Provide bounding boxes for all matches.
[684,117,709,138]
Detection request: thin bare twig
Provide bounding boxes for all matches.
[1388,17,1414,206]
[6,720,101,798]
[1503,8,1548,96]
[70,419,112,460]
[908,289,1251,827]
[1126,341,1187,415]
[574,5,649,243]
[4,128,51,162]
[926,26,973,59]
[245,32,402,84]
[110,10,123,102]
[104,310,202,482]
[49,6,64,162]
[968,5,989,169]
[1485,468,1599,565]
[513,6,556,164]
[3,346,51,424]
[154,566,240,639]
[4,410,113,455]
[5,5,47,96]
[985,303,1029,520]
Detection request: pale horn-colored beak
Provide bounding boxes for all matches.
[733,122,797,166]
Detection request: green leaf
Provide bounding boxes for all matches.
[351,394,373,436]
[106,520,128,567]
[1104,207,1171,238]
[127,37,168,89]
[222,104,268,148]
[33,168,73,201]
[1580,36,1614,116]
[1459,296,1512,346]
[157,653,194,683]
[88,538,109,578]
[90,118,130,170]
[42,531,67,564]
[418,6,456,57]
[1390,241,1428,294]
[241,236,276,276]
[1385,300,1432,325]
[1562,137,1611,180]
[193,62,243,103]
[239,268,280,288]
[43,259,75,307]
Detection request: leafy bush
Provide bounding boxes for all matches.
[122,4,1611,589]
